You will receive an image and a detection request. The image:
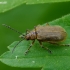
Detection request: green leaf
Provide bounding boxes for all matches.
[0,14,70,70]
[25,0,70,4]
[0,0,24,13]
[0,0,70,13]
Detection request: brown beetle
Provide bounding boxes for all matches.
[2,23,70,55]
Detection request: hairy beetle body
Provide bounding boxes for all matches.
[26,25,67,42]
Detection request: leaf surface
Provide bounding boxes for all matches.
[0,0,70,13]
[0,14,70,70]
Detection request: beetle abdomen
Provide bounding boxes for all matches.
[36,25,67,42]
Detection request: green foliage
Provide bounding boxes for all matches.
[0,14,70,70]
[0,0,70,12]
[1,0,70,70]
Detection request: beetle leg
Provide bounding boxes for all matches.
[39,41,52,53]
[25,40,35,55]
[49,42,70,46]
[55,43,70,46]
[59,44,70,46]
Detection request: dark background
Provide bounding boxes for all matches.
[0,2,70,70]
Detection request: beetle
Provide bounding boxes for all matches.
[2,23,70,55]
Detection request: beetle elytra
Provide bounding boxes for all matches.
[2,23,70,55]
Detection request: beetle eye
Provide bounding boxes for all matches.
[27,38,29,40]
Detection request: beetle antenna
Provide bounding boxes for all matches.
[2,24,22,34]
[12,39,23,53]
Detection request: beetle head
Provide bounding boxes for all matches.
[25,31,36,40]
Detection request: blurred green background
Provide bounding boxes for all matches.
[0,2,70,70]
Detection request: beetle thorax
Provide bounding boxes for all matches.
[25,31,36,40]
